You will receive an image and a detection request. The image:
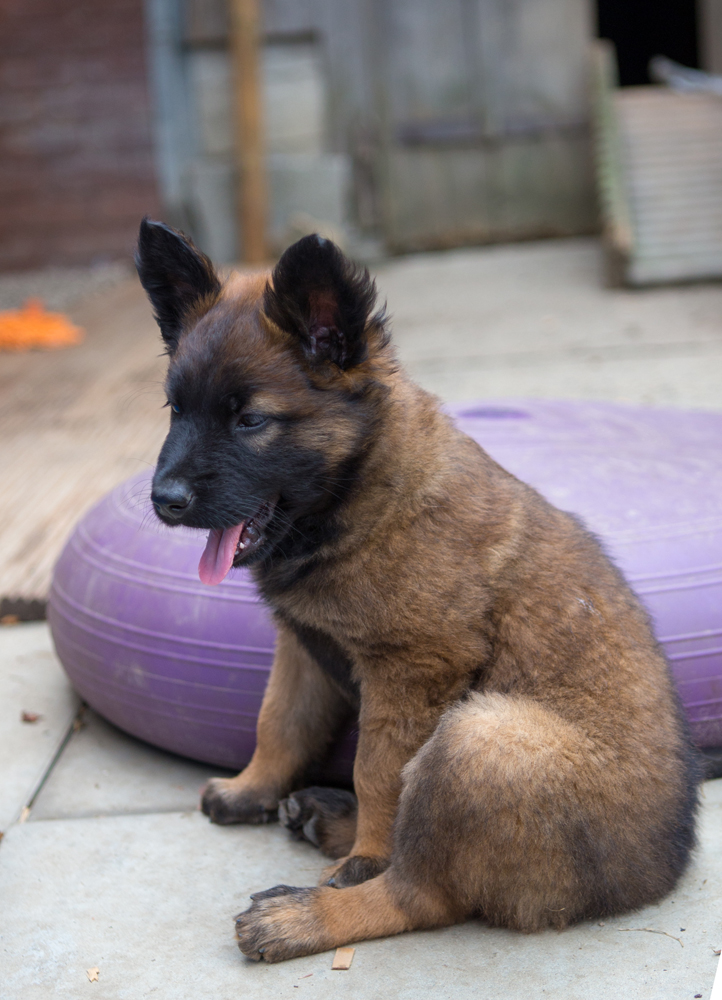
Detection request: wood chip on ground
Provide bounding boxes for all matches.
[331,946,355,970]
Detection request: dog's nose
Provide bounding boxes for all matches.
[151,481,194,521]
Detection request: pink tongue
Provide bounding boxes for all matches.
[198,522,245,585]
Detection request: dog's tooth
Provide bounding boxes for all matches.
[245,521,261,544]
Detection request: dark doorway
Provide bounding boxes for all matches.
[596,0,700,86]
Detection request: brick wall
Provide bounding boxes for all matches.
[0,0,160,270]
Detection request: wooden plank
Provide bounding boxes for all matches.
[590,39,634,283]
[380,0,594,251]
[229,0,268,263]
[382,0,474,125]
[384,133,594,252]
[0,281,168,614]
[475,0,592,133]
[613,87,722,284]
[331,947,355,970]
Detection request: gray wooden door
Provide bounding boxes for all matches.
[374,0,596,250]
[146,0,597,257]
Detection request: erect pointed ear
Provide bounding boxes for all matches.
[135,218,221,353]
[263,234,382,369]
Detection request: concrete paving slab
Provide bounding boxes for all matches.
[380,238,722,409]
[1,781,720,1000]
[30,707,231,821]
[4,239,722,1000]
[411,350,722,411]
[0,623,79,832]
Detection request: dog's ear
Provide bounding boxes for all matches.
[135,218,221,353]
[264,235,380,369]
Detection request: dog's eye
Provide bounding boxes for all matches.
[237,413,268,431]
[165,401,181,415]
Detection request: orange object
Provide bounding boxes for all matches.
[0,298,84,351]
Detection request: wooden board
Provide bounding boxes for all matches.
[592,40,722,286]
[0,280,168,616]
[620,88,722,284]
[377,0,596,250]
[331,947,355,970]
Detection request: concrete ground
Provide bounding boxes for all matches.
[1,624,720,999]
[2,238,722,999]
[381,237,722,410]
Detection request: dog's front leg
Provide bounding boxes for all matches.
[202,625,350,824]
[322,679,439,887]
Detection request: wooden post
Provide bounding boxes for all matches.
[229,0,267,264]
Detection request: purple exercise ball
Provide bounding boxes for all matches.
[48,400,722,776]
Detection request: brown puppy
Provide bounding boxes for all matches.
[136,219,700,963]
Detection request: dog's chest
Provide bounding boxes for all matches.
[278,611,360,707]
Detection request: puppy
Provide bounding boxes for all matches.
[136,218,700,963]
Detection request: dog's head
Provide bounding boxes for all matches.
[136,219,390,583]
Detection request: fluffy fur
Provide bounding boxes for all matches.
[136,219,701,963]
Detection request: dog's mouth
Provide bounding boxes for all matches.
[198,499,276,585]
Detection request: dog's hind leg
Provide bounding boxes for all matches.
[236,691,697,960]
[279,786,358,858]
[388,690,696,933]
[202,626,351,824]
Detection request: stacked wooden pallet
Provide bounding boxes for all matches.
[593,41,722,285]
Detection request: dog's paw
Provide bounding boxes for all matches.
[201,777,278,825]
[322,854,389,888]
[278,786,357,858]
[235,885,332,963]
